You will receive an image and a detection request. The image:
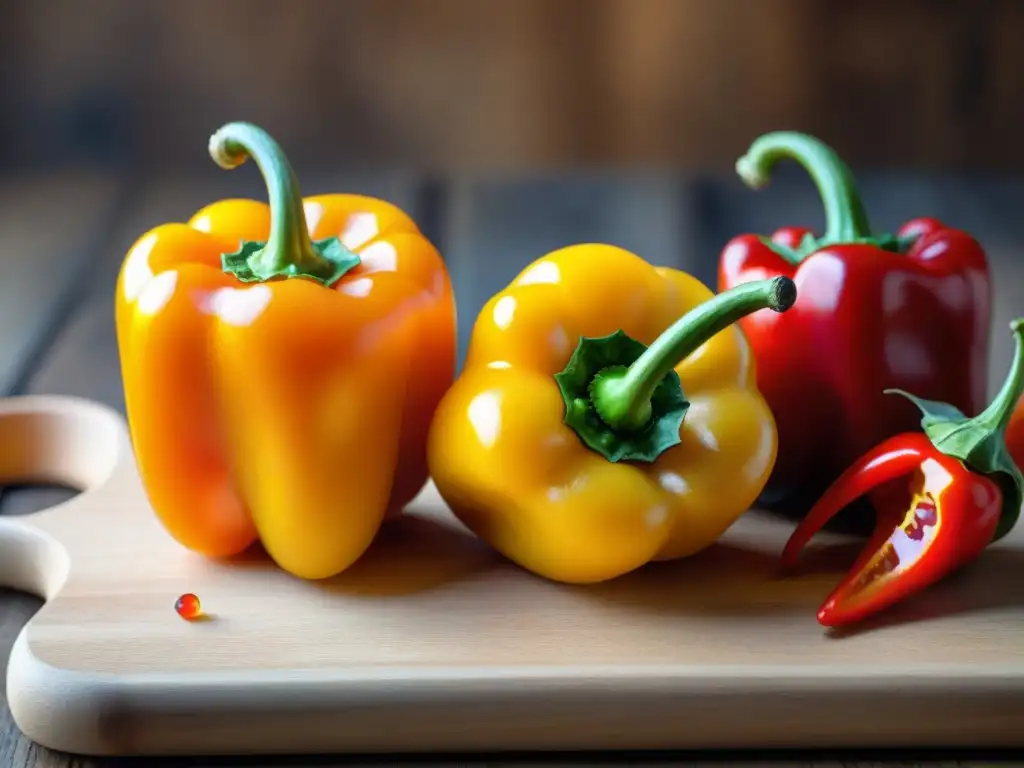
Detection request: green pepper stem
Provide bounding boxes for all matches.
[209,122,335,282]
[736,131,873,245]
[972,318,1024,435]
[591,276,796,432]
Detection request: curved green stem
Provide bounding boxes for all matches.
[591,276,796,432]
[972,318,1024,436]
[211,122,359,286]
[736,131,873,246]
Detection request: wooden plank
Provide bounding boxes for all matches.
[443,172,696,364]
[3,396,1024,764]
[0,172,121,396]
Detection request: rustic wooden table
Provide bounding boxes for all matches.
[3,166,1024,767]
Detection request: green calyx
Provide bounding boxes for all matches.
[556,331,686,463]
[555,276,797,463]
[886,318,1024,542]
[210,122,360,286]
[737,131,916,265]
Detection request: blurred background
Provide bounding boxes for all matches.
[1,0,1023,172]
[1,0,1024,403]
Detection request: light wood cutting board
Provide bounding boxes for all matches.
[2,394,1024,757]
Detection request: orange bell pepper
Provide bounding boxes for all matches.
[115,122,456,580]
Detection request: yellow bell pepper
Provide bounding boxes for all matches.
[427,244,796,583]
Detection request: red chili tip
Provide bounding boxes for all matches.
[815,599,853,629]
[815,588,893,629]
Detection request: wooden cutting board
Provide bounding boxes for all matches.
[2,394,1024,758]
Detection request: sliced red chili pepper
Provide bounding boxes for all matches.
[782,319,1024,628]
[781,434,930,568]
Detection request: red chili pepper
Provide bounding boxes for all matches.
[718,132,991,529]
[781,320,1024,628]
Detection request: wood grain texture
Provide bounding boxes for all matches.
[0,172,121,396]
[3,396,1024,759]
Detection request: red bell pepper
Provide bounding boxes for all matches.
[781,320,1024,628]
[718,131,991,530]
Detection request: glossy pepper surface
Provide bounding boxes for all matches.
[427,244,795,584]
[116,122,456,580]
[718,131,991,528]
[781,320,1024,628]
